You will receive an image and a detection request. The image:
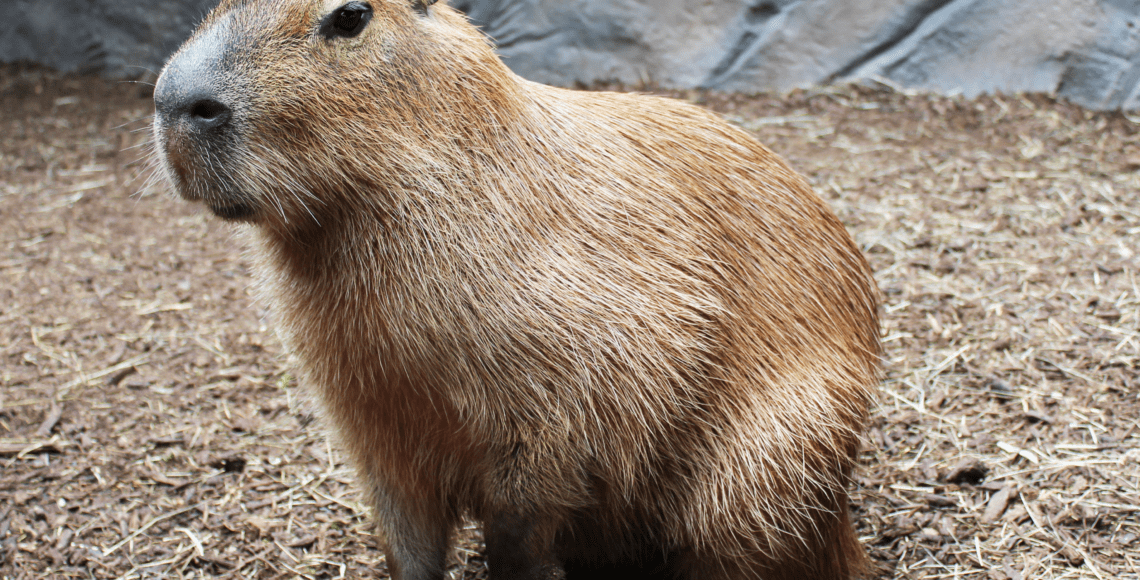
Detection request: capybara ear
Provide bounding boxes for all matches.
[412,0,438,15]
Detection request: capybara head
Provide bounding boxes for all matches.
[154,0,508,229]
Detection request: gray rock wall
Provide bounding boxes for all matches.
[0,0,216,77]
[3,0,1140,110]
[459,0,1132,108]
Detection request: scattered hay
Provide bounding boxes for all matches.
[1,65,1137,579]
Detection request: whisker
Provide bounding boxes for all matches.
[121,64,160,77]
[114,118,151,131]
[118,80,157,88]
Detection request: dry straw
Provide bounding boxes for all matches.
[1,65,1137,579]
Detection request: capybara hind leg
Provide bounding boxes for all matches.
[562,559,678,580]
[484,513,564,580]
[744,504,869,580]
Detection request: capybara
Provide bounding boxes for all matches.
[152,1,882,578]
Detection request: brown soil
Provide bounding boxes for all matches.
[1,63,1137,579]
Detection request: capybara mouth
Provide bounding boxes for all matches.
[209,202,256,220]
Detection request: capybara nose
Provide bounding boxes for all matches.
[153,24,234,135]
[154,80,234,134]
[187,98,232,130]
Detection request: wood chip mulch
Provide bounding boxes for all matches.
[1,64,1137,579]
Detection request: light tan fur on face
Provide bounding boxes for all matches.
[155,1,882,578]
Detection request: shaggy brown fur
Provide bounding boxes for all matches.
[152,1,882,579]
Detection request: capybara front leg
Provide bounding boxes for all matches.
[484,512,564,580]
[370,486,451,580]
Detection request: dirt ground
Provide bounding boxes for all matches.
[1,62,1137,579]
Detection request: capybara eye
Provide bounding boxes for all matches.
[321,1,372,39]
[413,0,439,15]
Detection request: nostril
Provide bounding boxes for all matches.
[188,99,232,129]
